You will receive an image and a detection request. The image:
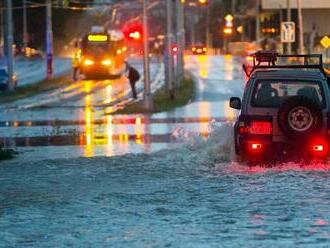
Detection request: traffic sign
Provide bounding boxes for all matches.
[281,22,295,43]
[320,36,330,49]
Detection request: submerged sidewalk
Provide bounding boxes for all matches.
[0,57,71,87]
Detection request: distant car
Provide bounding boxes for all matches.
[230,51,330,163]
[192,45,207,55]
[23,47,44,59]
[0,68,17,91]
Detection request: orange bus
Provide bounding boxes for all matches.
[79,27,127,79]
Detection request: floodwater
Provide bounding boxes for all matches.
[1,124,330,247]
[1,55,330,247]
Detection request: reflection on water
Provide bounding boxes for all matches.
[197,55,210,79]
[104,84,113,104]
[78,79,154,157]
[106,115,114,156]
[2,124,330,247]
[224,54,234,80]
[81,101,154,156]
[198,102,211,136]
[84,80,92,94]
[83,94,94,157]
[135,117,143,145]
[224,100,237,121]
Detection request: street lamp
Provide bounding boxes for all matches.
[223,14,234,54]
[224,14,234,34]
[223,27,233,35]
[198,0,208,5]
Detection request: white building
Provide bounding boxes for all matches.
[262,0,330,36]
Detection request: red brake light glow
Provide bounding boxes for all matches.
[252,143,262,150]
[310,137,328,156]
[313,145,324,152]
[247,142,263,153]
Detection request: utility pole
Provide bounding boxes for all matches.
[297,0,304,53]
[23,0,28,51]
[206,2,210,49]
[191,6,196,46]
[165,0,174,98]
[46,0,53,80]
[231,0,236,15]
[256,0,260,43]
[142,0,153,110]
[286,0,292,54]
[176,0,185,83]
[5,0,14,90]
[0,3,3,56]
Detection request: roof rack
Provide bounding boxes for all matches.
[243,51,327,77]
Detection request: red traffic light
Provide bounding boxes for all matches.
[129,31,141,40]
[123,23,143,42]
[172,46,178,54]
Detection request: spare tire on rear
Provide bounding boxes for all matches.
[277,96,323,139]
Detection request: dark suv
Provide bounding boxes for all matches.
[230,51,330,162]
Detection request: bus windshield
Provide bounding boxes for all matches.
[83,42,109,56]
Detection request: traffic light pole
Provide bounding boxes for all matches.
[297,0,304,53]
[142,0,153,110]
[286,0,292,54]
[176,0,185,83]
[0,3,3,56]
[256,0,260,42]
[46,0,53,80]
[165,0,174,98]
[5,0,14,90]
[206,3,210,49]
[23,0,28,51]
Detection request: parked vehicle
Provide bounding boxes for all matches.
[0,68,17,91]
[192,44,207,55]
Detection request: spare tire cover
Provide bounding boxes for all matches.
[277,96,323,138]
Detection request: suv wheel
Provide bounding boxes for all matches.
[278,96,322,139]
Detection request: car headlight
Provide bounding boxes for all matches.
[84,59,94,66]
[102,59,112,66]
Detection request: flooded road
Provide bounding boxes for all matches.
[0,55,242,159]
[1,126,330,246]
[1,55,330,246]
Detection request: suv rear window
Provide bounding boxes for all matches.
[251,80,325,108]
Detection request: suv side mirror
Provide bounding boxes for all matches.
[229,97,241,110]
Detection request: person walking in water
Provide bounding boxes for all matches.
[125,61,140,99]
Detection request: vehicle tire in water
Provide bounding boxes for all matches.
[277,96,322,139]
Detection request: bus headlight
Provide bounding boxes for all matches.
[102,59,112,66]
[84,59,94,66]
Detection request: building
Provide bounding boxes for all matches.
[262,0,330,52]
[262,0,330,35]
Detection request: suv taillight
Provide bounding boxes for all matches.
[239,121,272,135]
